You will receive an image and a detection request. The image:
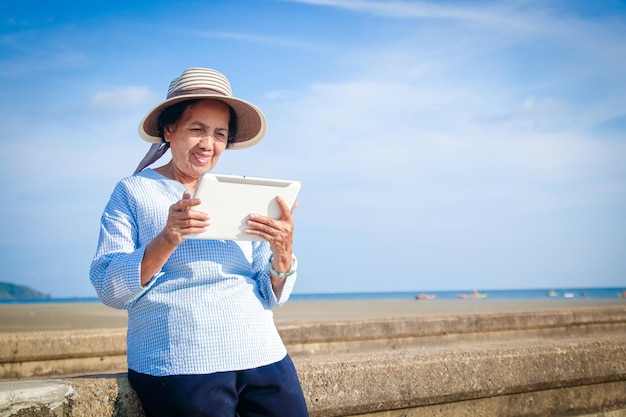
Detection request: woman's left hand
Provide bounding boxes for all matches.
[246,196,298,274]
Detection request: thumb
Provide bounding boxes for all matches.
[178,191,195,211]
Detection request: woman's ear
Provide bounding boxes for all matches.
[163,126,173,143]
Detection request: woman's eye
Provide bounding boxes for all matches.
[188,128,204,136]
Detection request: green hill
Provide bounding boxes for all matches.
[0,282,50,299]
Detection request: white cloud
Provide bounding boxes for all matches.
[89,86,157,112]
[283,0,565,32]
[190,30,323,51]
[257,4,626,238]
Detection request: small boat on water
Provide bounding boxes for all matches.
[547,290,558,297]
[457,289,487,299]
[415,293,436,300]
[563,292,575,298]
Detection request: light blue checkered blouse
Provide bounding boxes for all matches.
[90,169,297,376]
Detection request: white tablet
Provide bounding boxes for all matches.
[185,173,301,241]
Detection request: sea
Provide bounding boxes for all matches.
[1,287,624,304]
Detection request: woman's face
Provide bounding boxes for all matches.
[164,99,230,180]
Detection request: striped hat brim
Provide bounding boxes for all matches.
[138,68,266,150]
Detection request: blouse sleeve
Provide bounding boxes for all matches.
[89,181,158,310]
[252,241,297,308]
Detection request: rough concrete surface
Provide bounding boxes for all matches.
[0,334,617,417]
[341,382,626,417]
[0,330,127,363]
[1,305,625,416]
[0,380,74,417]
[1,357,128,382]
[295,335,626,416]
[2,307,625,380]
[66,375,143,417]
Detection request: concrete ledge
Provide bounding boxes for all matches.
[2,306,624,379]
[1,356,128,382]
[0,329,127,380]
[0,329,126,363]
[279,306,626,345]
[296,335,626,416]
[2,307,625,415]
[283,306,626,356]
[344,381,626,417]
[1,334,624,417]
[63,375,142,417]
[0,380,74,416]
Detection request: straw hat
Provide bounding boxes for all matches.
[138,68,266,150]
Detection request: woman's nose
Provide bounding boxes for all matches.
[198,135,215,149]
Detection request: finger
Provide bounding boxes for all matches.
[275,196,295,219]
[181,216,210,229]
[180,208,210,224]
[178,192,202,211]
[246,213,272,227]
[245,218,278,239]
[248,219,275,236]
[290,200,299,215]
[246,215,285,236]
[169,214,210,238]
[177,223,209,236]
[169,206,209,232]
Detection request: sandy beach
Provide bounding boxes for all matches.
[1,299,623,333]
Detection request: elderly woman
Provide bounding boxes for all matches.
[90,68,308,417]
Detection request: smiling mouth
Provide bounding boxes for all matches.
[193,153,211,164]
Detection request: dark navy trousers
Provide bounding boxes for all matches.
[128,355,309,417]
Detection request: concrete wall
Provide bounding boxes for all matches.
[3,306,625,380]
[1,306,625,416]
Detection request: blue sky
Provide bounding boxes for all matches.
[1,0,625,297]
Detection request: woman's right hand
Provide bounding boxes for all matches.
[160,191,210,246]
[140,191,209,286]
